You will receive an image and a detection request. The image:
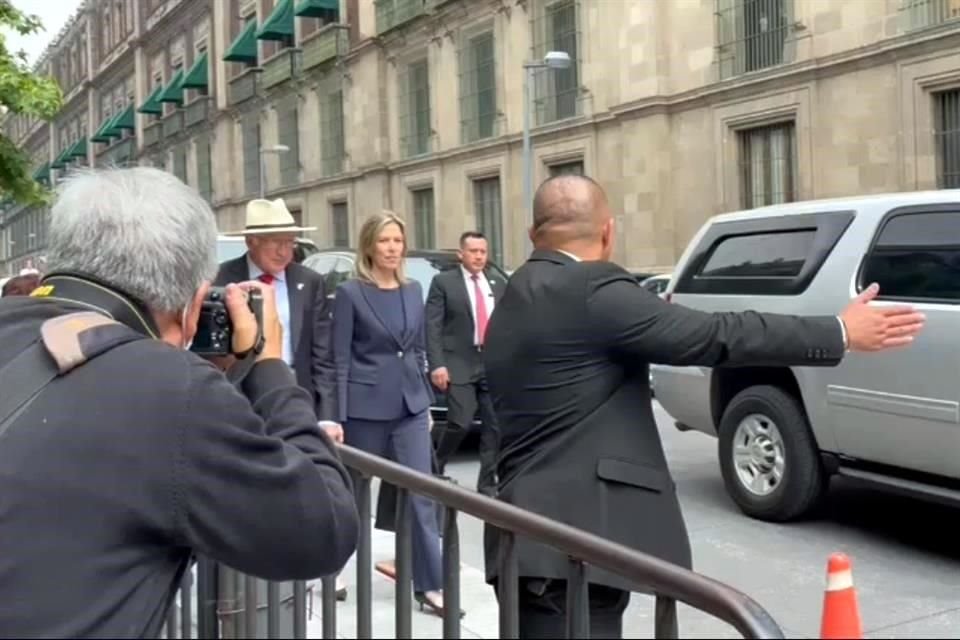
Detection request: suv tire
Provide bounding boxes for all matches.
[718,385,826,522]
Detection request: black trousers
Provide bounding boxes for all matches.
[495,578,631,639]
[433,372,500,494]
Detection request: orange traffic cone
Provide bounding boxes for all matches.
[820,552,863,639]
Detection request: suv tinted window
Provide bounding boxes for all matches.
[861,211,960,302]
[699,229,815,278]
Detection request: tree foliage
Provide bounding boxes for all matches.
[0,1,63,206]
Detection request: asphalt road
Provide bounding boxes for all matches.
[430,401,960,639]
[318,401,960,638]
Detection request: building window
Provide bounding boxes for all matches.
[715,0,790,80]
[412,188,435,249]
[531,0,581,124]
[399,58,431,158]
[242,113,261,196]
[331,201,350,247]
[277,96,300,187]
[320,86,345,177]
[738,121,795,209]
[548,160,584,176]
[172,145,188,183]
[901,0,960,31]
[458,31,497,144]
[196,136,213,203]
[473,176,503,266]
[935,89,960,189]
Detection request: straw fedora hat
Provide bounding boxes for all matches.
[225,198,317,235]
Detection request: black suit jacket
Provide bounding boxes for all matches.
[424,267,506,384]
[481,250,844,591]
[215,255,338,422]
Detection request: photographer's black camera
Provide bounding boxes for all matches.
[191,287,262,356]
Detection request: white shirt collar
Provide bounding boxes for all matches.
[556,249,583,262]
[247,254,286,282]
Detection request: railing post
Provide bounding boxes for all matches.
[321,575,337,639]
[181,569,193,640]
[218,566,241,639]
[395,488,414,639]
[354,472,373,639]
[166,602,177,639]
[197,557,219,640]
[244,575,258,637]
[498,530,519,640]
[267,582,281,639]
[565,559,590,639]
[655,595,679,639]
[442,506,461,640]
[293,581,307,639]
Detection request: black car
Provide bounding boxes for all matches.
[302,248,510,431]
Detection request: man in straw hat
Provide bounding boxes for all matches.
[217,197,341,432]
[216,199,349,604]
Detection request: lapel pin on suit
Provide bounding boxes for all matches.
[297,282,305,290]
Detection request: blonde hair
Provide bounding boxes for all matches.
[355,210,408,284]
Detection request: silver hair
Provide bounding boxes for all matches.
[46,167,219,314]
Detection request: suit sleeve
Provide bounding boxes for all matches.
[424,275,446,373]
[177,356,359,581]
[310,276,338,422]
[413,282,429,375]
[331,284,354,423]
[586,271,846,367]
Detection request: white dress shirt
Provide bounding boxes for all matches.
[247,256,293,366]
[461,265,496,346]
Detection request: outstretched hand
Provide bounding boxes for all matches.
[839,283,925,352]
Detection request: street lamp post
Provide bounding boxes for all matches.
[522,51,572,255]
[259,144,290,198]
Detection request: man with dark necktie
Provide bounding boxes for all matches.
[425,231,507,496]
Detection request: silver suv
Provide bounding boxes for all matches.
[653,191,960,522]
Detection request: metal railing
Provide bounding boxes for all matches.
[163,444,785,639]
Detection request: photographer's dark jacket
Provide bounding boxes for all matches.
[0,294,359,638]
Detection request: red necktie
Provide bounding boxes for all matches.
[258,273,275,285]
[472,274,489,345]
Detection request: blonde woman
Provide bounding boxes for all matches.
[331,211,460,617]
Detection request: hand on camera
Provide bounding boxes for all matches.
[225,281,283,362]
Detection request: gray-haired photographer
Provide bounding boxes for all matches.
[0,167,359,637]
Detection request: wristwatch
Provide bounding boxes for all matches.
[235,328,265,360]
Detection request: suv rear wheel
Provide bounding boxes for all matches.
[718,385,827,521]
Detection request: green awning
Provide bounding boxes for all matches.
[68,138,88,159]
[104,112,126,137]
[53,145,73,167]
[295,0,339,19]
[182,52,209,90]
[138,84,164,115]
[91,113,120,143]
[32,163,50,183]
[224,20,258,64]
[113,104,136,130]
[158,69,185,104]
[257,0,294,41]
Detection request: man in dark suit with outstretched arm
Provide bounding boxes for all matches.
[481,174,926,638]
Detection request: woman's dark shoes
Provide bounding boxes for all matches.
[414,591,465,619]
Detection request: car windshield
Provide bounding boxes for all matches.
[217,238,248,263]
[405,256,460,301]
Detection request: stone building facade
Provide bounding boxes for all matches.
[4,0,960,275]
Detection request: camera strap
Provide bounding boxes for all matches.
[0,312,147,441]
[0,342,59,441]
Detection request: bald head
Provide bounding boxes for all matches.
[530,175,610,250]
